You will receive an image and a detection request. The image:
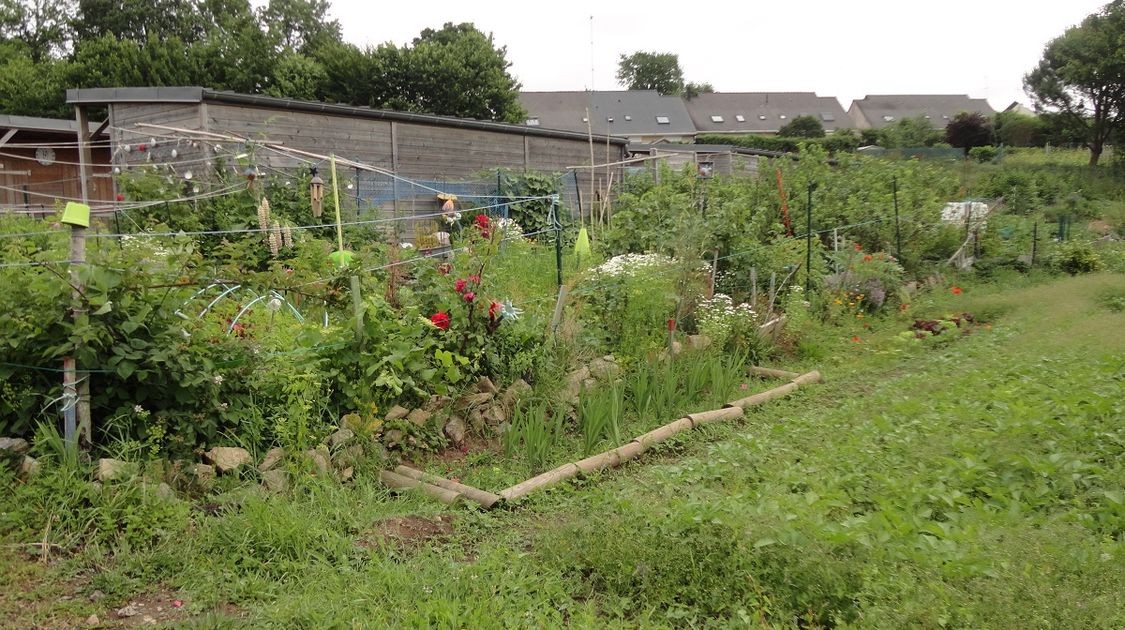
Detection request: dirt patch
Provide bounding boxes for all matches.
[103,589,243,628]
[1088,219,1112,235]
[428,435,500,466]
[361,515,454,551]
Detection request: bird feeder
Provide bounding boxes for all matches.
[61,202,90,228]
[310,168,325,218]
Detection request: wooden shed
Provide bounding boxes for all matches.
[66,87,627,225]
[0,115,113,216]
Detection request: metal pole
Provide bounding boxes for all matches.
[892,176,902,260]
[573,170,583,223]
[552,194,563,287]
[805,183,814,294]
[750,267,758,309]
[1031,222,1038,265]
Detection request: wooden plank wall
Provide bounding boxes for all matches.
[0,136,113,213]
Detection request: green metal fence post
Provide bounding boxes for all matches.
[892,176,902,261]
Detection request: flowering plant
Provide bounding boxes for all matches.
[695,293,760,350]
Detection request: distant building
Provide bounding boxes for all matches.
[1004,102,1037,117]
[848,95,996,129]
[684,92,851,136]
[519,91,697,143]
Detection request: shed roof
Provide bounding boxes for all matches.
[66,87,627,145]
[0,114,105,136]
[684,92,851,134]
[849,94,996,129]
[519,91,696,137]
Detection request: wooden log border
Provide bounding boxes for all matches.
[381,368,822,507]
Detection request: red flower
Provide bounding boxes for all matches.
[469,274,481,285]
[475,214,490,227]
[454,278,467,293]
[488,300,501,319]
[438,263,452,275]
[430,312,450,330]
[854,244,863,251]
[667,318,676,332]
[900,303,910,312]
[463,291,476,302]
[115,193,124,202]
[852,336,861,343]
[951,286,963,295]
[863,255,873,262]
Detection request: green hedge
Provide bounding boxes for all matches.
[695,133,861,155]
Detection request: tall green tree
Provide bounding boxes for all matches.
[0,0,73,61]
[1024,0,1125,166]
[993,110,1046,147]
[682,81,713,99]
[257,0,339,53]
[616,51,683,95]
[74,0,197,43]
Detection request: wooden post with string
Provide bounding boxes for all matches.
[69,105,94,449]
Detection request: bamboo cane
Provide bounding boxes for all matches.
[379,470,463,505]
[634,417,695,447]
[499,463,581,502]
[791,370,823,386]
[613,440,647,463]
[394,466,501,508]
[726,382,799,409]
[575,450,620,474]
[685,407,745,426]
[747,366,801,380]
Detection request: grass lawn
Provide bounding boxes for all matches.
[2,272,1122,628]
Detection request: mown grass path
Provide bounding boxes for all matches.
[3,274,1122,629]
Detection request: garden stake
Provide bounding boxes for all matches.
[394,466,501,508]
[750,267,758,309]
[892,176,902,260]
[330,155,363,336]
[806,183,814,294]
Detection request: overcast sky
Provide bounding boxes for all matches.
[318,0,1107,110]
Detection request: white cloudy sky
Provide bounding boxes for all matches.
[317,0,1107,110]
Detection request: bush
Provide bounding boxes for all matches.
[695,133,859,154]
[1050,241,1102,275]
[969,145,998,163]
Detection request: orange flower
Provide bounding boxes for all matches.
[852,336,861,343]
[900,303,910,312]
[863,255,873,262]
[951,286,963,295]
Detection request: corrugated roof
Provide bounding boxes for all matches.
[519,91,696,137]
[849,95,996,129]
[66,87,626,145]
[684,93,851,134]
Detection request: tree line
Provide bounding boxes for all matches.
[0,0,526,122]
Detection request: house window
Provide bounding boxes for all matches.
[820,113,835,122]
[582,117,588,123]
[883,115,895,122]
[710,115,724,123]
[525,117,540,126]
[607,117,614,122]
[655,115,671,124]
[758,114,767,120]
[779,114,788,120]
[624,115,632,121]
[735,114,745,122]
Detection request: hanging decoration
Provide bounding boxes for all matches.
[309,167,324,218]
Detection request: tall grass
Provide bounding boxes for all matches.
[578,382,625,455]
[503,399,566,474]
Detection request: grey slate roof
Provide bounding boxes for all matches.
[519,91,696,138]
[849,95,996,129]
[684,93,851,134]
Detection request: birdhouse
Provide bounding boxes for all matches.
[310,168,325,218]
[61,202,90,228]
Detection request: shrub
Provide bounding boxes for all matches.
[695,133,859,154]
[1050,241,1102,275]
[969,145,998,163]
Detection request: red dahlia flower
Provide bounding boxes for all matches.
[463,291,476,302]
[469,274,481,285]
[454,278,467,293]
[430,312,450,330]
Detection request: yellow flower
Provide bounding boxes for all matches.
[856,313,865,318]
[834,299,843,305]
